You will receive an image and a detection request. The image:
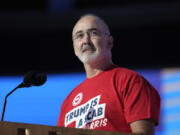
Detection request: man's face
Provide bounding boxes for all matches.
[72,16,112,65]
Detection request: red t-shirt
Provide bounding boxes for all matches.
[57,66,160,133]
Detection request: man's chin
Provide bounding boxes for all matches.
[77,52,100,64]
[79,56,97,64]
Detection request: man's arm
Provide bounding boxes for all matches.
[130,119,155,135]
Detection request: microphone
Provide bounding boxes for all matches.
[21,71,47,88]
[1,71,47,121]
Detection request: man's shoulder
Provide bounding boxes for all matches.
[111,66,146,84]
[112,66,139,77]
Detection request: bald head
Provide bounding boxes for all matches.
[72,14,110,38]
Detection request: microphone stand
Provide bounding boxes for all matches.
[1,82,31,121]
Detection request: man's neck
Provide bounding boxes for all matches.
[84,60,114,78]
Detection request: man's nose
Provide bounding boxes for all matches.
[83,33,91,42]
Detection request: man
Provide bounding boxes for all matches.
[57,14,160,135]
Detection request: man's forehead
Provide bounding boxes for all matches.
[73,16,103,34]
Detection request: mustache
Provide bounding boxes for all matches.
[81,43,96,52]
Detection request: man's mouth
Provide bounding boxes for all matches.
[82,48,93,53]
[82,46,95,53]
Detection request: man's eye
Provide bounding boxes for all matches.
[91,31,99,35]
[76,34,84,39]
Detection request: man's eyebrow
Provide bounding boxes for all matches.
[74,30,83,35]
[74,28,99,35]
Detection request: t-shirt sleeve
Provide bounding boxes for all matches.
[121,73,160,125]
[57,101,66,127]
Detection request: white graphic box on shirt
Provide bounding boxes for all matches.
[65,95,106,128]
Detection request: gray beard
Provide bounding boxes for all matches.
[78,50,111,65]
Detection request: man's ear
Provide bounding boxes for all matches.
[73,43,78,56]
[107,36,114,50]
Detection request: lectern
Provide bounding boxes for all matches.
[0,121,138,135]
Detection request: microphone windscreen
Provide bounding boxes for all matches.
[23,71,47,86]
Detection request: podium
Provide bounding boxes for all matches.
[0,121,138,135]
